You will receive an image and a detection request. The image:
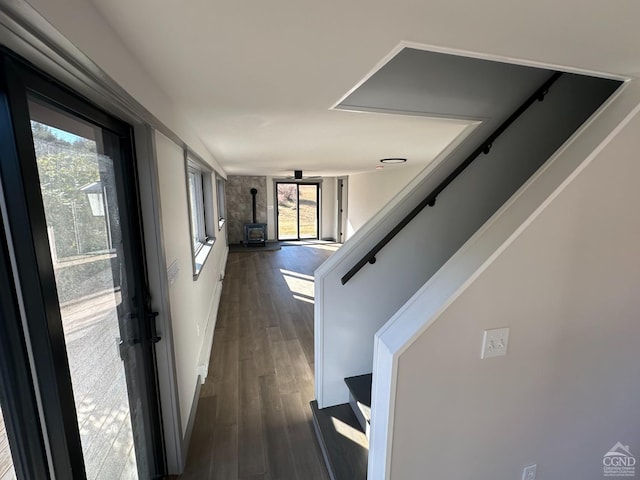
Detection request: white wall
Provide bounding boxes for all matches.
[338,176,348,243]
[321,177,337,240]
[155,132,227,437]
[346,164,425,239]
[25,0,223,174]
[379,80,640,480]
[315,73,620,408]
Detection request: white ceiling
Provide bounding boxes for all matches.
[85,0,639,177]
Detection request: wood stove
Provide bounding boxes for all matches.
[244,188,267,246]
[244,223,267,245]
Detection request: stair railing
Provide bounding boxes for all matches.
[341,72,563,285]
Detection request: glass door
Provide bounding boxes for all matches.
[276,183,319,240]
[29,99,140,479]
[298,184,318,239]
[0,405,16,480]
[0,53,164,478]
[0,207,49,480]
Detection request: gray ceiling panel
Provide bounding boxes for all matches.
[337,48,554,121]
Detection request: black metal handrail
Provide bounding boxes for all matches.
[341,72,563,285]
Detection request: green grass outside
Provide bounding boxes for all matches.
[277,185,318,239]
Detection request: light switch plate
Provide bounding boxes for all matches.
[522,464,537,480]
[167,260,179,286]
[481,327,510,359]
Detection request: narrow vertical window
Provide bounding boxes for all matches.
[188,167,206,249]
[216,175,226,229]
[185,156,215,277]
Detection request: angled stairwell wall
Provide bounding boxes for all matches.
[314,73,620,408]
[371,78,640,480]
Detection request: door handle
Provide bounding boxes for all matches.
[148,311,161,344]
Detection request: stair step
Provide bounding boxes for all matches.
[310,400,368,480]
[344,374,372,437]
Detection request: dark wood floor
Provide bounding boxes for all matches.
[178,243,339,480]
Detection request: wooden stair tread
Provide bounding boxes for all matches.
[345,373,372,424]
[310,400,368,480]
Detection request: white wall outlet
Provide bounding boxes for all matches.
[522,464,537,480]
[481,327,510,359]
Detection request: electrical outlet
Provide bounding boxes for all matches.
[522,464,537,480]
[481,327,510,359]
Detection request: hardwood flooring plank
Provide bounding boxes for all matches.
[181,244,339,480]
[238,358,266,478]
[267,327,297,395]
[286,339,315,404]
[258,374,297,480]
[252,327,276,378]
[210,424,238,480]
[310,401,368,480]
[281,310,300,343]
[215,339,239,426]
[281,393,329,480]
[181,395,217,479]
[262,297,282,329]
[200,334,224,398]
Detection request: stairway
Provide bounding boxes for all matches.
[311,69,622,479]
[311,374,373,480]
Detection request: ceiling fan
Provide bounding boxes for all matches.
[284,170,322,180]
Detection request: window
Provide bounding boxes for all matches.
[188,167,206,249]
[186,156,215,277]
[216,175,226,229]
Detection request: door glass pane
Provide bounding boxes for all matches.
[277,183,298,240]
[28,99,139,479]
[298,185,318,239]
[0,403,16,480]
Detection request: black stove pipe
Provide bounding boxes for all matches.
[250,188,258,223]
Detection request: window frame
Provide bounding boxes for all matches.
[216,174,226,230]
[185,154,215,278]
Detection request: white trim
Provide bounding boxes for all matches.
[330,42,408,110]
[367,338,397,480]
[397,41,630,81]
[134,126,184,472]
[197,245,228,381]
[181,376,202,469]
[313,122,478,408]
[333,104,486,124]
[368,78,640,480]
[314,273,325,406]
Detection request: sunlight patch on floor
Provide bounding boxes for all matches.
[280,268,314,281]
[280,268,316,304]
[331,416,369,449]
[299,243,340,252]
[293,294,314,304]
